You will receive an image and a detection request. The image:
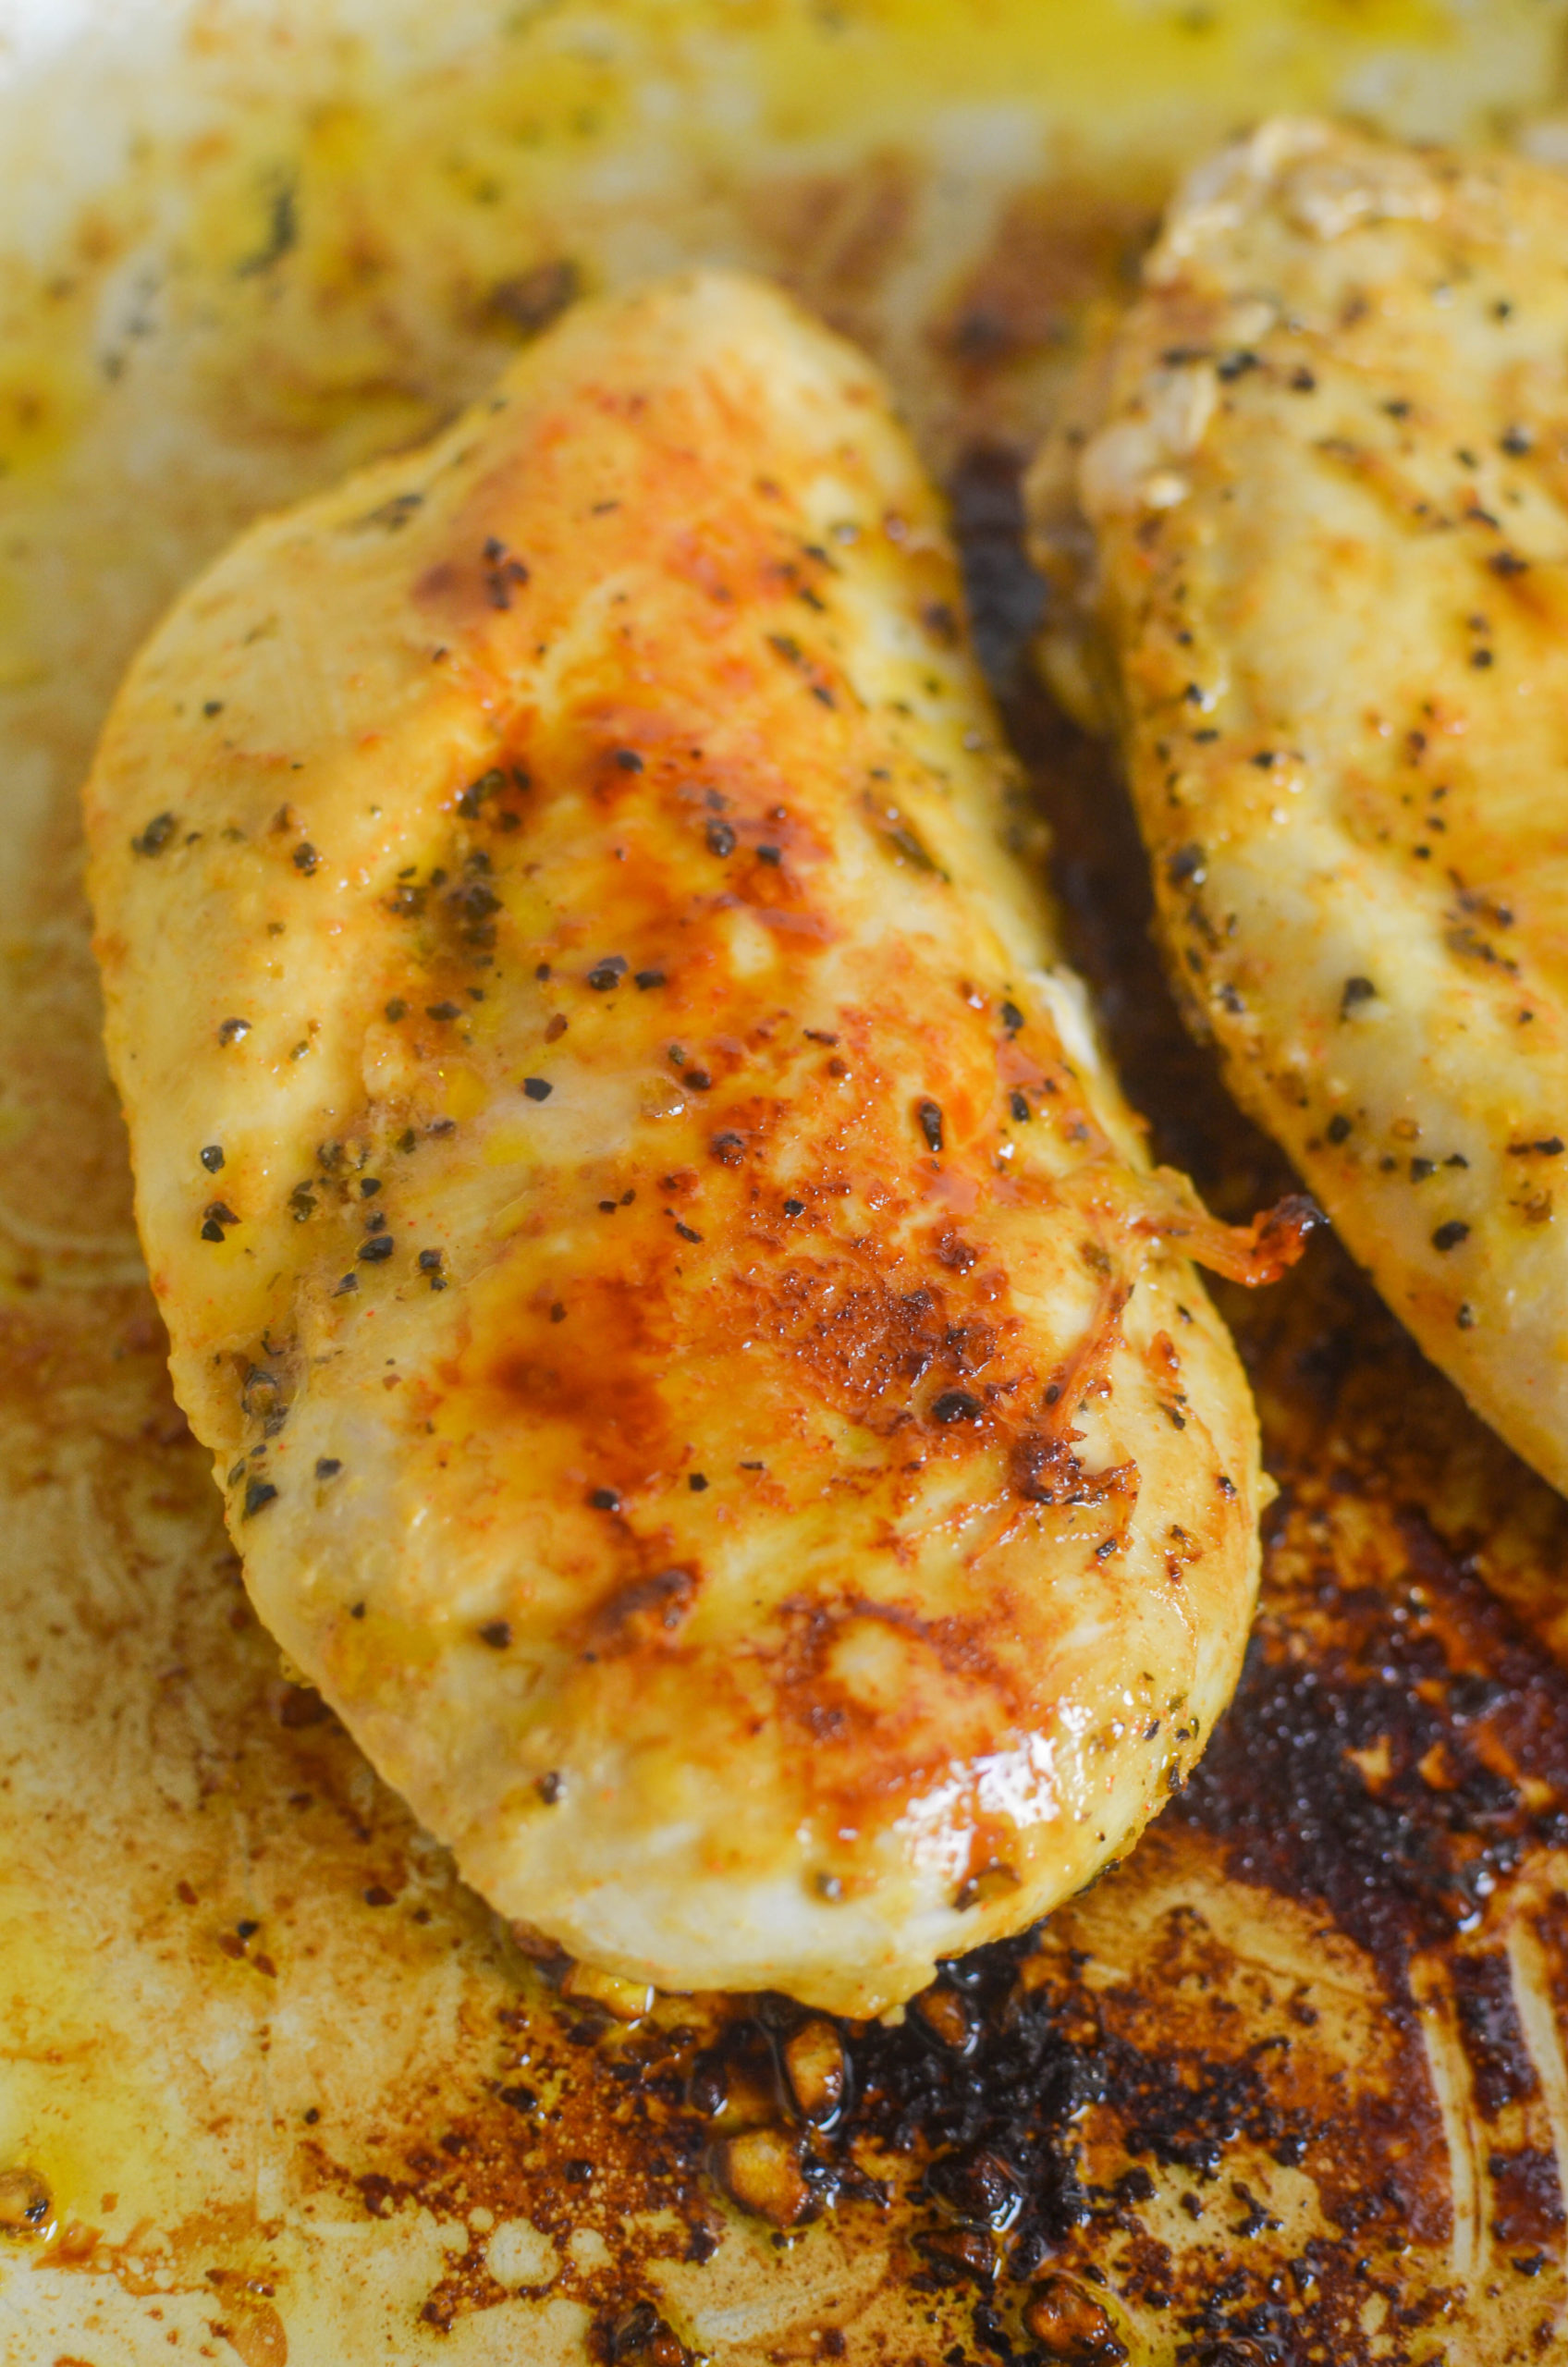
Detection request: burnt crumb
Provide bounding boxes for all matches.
[932,1390,982,1423]
[917,1098,945,1155]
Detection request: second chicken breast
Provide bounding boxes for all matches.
[1036,118,1568,1500]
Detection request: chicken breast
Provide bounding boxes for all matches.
[86,271,1278,2016]
[1032,118,1568,1499]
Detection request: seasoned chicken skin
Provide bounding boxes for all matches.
[88,273,1272,2015]
[1033,119,1568,1499]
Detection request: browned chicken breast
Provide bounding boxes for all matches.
[86,271,1280,2015]
[1032,117,1568,1500]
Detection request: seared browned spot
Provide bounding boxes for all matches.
[476,1270,679,1497]
[589,1564,698,1650]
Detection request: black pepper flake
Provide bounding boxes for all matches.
[217,1017,251,1046]
[335,1273,358,1294]
[200,1144,225,1172]
[1432,1220,1471,1252]
[1166,842,1207,886]
[550,1302,566,1323]
[200,1220,227,1243]
[358,1234,395,1263]
[522,1076,552,1101]
[1458,1303,1476,1329]
[457,767,506,816]
[359,1177,381,1198]
[710,1131,745,1166]
[613,748,643,772]
[587,956,627,991]
[204,1201,239,1227]
[999,1000,1024,1035]
[783,1198,804,1217]
[243,1478,278,1519]
[932,1389,981,1423]
[418,1248,443,1271]
[132,811,178,856]
[1217,348,1259,381]
[689,1473,708,1492]
[685,1068,712,1091]
[1501,423,1533,456]
[1411,1157,1435,1182]
[479,1620,512,1649]
[426,1001,461,1022]
[315,1458,342,1479]
[202,699,224,717]
[1340,975,1377,1015]
[1326,1113,1352,1144]
[385,998,407,1022]
[1290,367,1317,392]
[428,1119,456,1136]
[705,820,736,858]
[535,1772,562,1806]
[917,1098,944,1154]
[398,1129,418,1153]
[292,841,319,875]
[675,1220,703,1244]
[364,1208,388,1233]
[1010,1090,1031,1123]
[757,844,782,865]
[589,1488,620,1512]
[1470,648,1495,668]
[482,539,530,608]
[1490,551,1529,578]
[634,969,667,990]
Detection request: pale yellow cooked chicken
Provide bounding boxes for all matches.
[1032,117,1568,1500]
[86,272,1287,2015]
